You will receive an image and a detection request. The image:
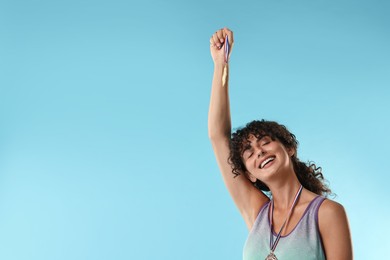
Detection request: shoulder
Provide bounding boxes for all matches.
[318,199,347,223]
[318,198,353,259]
[318,199,349,232]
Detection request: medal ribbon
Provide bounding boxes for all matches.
[224,35,229,63]
[269,185,303,252]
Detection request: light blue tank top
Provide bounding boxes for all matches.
[243,196,326,260]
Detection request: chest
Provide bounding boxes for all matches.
[243,200,326,260]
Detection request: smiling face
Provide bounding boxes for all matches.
[241,135,295,184]
[229,120,299,190]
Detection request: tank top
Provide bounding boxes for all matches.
[243,196,326,260]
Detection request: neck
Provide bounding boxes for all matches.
[268,173,302,210]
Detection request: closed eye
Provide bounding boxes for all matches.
[242,150,253,160]
[260,136,272,146]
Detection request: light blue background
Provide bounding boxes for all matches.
[1,0,389,259]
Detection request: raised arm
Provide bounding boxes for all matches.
[208,28,269,230]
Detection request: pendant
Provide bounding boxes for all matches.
[265,251,277,260]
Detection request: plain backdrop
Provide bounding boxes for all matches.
[1,0,389,259]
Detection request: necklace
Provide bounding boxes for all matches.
[265,185,303,260]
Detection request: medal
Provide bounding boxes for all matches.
[265,251,277,260]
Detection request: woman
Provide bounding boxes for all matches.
[208,28,352,260]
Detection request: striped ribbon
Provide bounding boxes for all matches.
[224,35,229,63]
[269,185,303,252]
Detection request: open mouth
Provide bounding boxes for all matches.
[259,156,275,169]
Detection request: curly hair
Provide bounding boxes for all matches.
[229,120,331,196]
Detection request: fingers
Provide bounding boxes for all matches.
[216,29,224,45]
[210,28,230,49]
[210,28,234,49]
[211,31,222,49]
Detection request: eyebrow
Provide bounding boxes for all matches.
[259,136,271,142]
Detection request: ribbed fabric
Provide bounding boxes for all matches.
[243,196,326,260]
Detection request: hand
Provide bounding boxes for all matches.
[210,28,234,66]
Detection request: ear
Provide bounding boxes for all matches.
[287,147,295,157]
[246,171,257,183]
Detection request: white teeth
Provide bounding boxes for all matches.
[260,157,275,169]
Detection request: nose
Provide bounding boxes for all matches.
[257,149,264,158]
